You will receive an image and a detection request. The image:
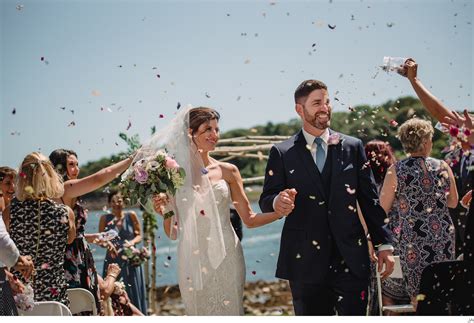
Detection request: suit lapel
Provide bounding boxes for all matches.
[294,130,327,201]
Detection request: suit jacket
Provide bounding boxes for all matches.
[259,129,392,283]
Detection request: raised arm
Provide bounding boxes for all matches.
[404,59,457,123]
[62,156,133,202]
[444,162,459,208]
[379,165,397,215]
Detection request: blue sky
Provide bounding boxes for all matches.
[1,0,472,168]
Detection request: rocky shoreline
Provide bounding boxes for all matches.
[153,279,294,316]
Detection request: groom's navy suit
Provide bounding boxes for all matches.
[259,129,392,315]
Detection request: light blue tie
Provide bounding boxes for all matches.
[314,137,325,172]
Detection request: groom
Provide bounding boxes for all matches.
[259,79,394,315]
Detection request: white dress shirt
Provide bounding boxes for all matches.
[0,212,20,268]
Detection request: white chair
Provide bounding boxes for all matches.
[18,301,72,316]
[66,288,98,315]
[376,255,416,315]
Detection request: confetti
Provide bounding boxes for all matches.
[91,90,101,96]
[205,92,211,98]
[223,300,230,306]
[360,290,366,300]
[201,168,209,175]
[67,121,76,127]
[159,114,164,118]
[389,119,398,127]
[126,120,132,130]
[416,294,426,301]
[200,210,205,216]
[251,270,256,275]
[296,253,301,259]
[328,24,336,29]
[177,102,181,110]
[386,22,395,28]
[244,59,251,64]
[41,263,50,270]
[164,261,170,268]
[268,170,274,176]
[16,4,24,10]
[309,195,316,200]
[11,108,16,115]
[156,74,161,78]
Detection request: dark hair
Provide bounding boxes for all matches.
[364,140,396,185]
[49,149,78,181]
[0,166,17,181]
[188,107,220,136]
[294,79,328,104]
[107,188,120,204]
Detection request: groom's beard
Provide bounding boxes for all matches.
[305,108,331,130]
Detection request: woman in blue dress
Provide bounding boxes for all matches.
[99,189,147,314]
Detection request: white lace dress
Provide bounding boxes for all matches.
[177,179,246,315]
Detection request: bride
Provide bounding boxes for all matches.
[142,106,294,315]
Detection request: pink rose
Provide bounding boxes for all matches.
[449,126,459,137]
[327,133,341,146]
[134,168,149,184]
[165,156,179,169]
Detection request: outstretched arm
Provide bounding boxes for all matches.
[62,156,134,202]
[404,59,457,123]
[225,163,294,228]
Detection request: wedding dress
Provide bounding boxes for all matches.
[178,179,245,315]
[127,106,246,315]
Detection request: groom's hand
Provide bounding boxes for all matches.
[377,250,395,280]
[274,188,297,216]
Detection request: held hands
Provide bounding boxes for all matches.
[274,188,297,217]
[13,255,34,280]
[377,249,395,280]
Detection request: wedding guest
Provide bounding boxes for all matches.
[99,190,147,314]
[402,59,473,256]
[0,167,17,229]
[5,152,76,307]
[361,140,397,315]
[379,119,458,311]
[0,212,34,315]
[49,148,134,315]
[97,263,143,316]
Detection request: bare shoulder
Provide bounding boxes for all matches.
[217,162,240,183]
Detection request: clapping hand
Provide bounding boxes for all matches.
[274,188,297,217]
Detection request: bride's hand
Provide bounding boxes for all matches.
[152,193,169,215]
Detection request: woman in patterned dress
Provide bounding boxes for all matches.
[49,149,133,314]
[379,119,458,311]
[5,152,76,306]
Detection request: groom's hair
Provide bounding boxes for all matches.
[294,79,328,104]
[189,107,221,135]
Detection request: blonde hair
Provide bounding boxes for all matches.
[15,152,64,201]
[397,118,434,154]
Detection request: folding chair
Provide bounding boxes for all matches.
[376,255,415,315]
[17,301,72,316]
[66,288,98,315]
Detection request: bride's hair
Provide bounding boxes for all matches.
[188,107,220,136]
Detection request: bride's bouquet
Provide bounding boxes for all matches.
[120,149,185,218]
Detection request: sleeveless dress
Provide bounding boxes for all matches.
[178,179,246,315]
[9,198,70,306]
[102,212,147,314]
[63,200,102,315]
[382,157,456,299]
